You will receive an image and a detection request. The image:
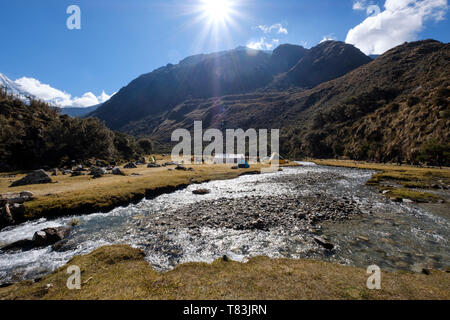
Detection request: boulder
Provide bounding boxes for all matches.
[0,191,34,204]
[90,167,107,178]
[136,157,147,165]
[175,165,187,171]
[32,227,71,247]
[1,227,70,252]
[9,170,52,187]
[124,162,137,169]
[71,171,85,177]
[147,163,161,168]
[112,167,125,176]
[0,202,14,226]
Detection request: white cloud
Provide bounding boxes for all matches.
[257,23,288,35]
[320,34,337,43]
[353,0,368,10]
[246,37,280,50]
[13,77,114,108]
[346,0,448,55]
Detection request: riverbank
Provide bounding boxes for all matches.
[1,244,448,300]
[313,160,450,204]
[0,160,298,228]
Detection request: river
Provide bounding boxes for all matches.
[0,163,448,285]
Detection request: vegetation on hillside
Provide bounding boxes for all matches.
[0,87,144,171]
[134,40,449,165]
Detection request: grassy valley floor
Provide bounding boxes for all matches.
[0,245,448,300]
[0,157,298,224]
[1,159,449,300]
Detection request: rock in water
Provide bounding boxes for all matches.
[313,236,334,250]
[9,170,52,187]
[192,189,211,195]
[2,227,71,252]
[32,227,71,247]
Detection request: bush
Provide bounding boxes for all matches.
[137,138,153,154]
[416,140,450,166]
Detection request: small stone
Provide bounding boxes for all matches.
[192,189,211,195]
[402,198,414,203]
[356,235,369,242]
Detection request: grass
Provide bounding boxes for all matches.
[0,157,299,223]
[313,160,449,203]
[0,245,448,300]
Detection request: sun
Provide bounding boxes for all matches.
[202,0,231,22]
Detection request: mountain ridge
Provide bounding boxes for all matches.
[89,41,372,130]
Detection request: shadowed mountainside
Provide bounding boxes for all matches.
[134,40,449,163]
[89,41,372,131]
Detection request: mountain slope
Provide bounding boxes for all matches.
[90,42,372,131]
[271,41,373,89]
[141,40,449,163]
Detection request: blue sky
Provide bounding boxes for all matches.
[0,0,448,107]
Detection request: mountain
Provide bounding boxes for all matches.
[135,40,449,163]
[90,41,372,130]
[0,73,32,101]
[271,41,373,89]
[59,104,101,117]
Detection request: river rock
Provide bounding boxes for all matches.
[175,165,187,171]
[1,227,71,252]
[147,163,161,168]
[192,189,211,195]
[32,227,71,247]
[402,198,414,203]
[9,170,52,187]
[313,236,334,250]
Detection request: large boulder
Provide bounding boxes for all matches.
[0,191,34,204]
[112,167,125,176]
[124,162,137,169]
[9,170,52,187]
[1,227,71,252]
[90,167,107,178]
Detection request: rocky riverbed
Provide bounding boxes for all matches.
[0,163,449,284]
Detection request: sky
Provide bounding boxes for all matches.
[0,0,448,107]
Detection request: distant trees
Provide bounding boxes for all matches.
[0,87,143,171]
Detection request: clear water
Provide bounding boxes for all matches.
[0,164,448,284]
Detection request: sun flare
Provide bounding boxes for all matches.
[202,0,231,22]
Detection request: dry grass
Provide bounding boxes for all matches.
[0,158,298,222]
[1,245,448,300]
